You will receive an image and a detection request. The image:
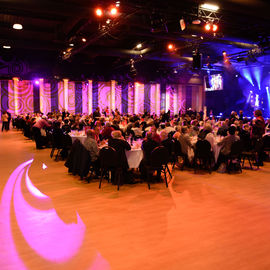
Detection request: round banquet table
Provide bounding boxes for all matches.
[188,136,222,163]
[98,142,143,169]
[70,134,87,144]
[125,148,143,169]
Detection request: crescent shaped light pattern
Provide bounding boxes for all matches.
[0,159,88,265]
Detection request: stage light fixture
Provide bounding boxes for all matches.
[110,7,118,16]
[34,80,40,85]
[63,51,66,55]
[95,8,103,17]
[136,43,142,49]
[200,3,219,11]
[13,23,23,30]
[204,23,211,31]
[116,1,120,7]
[3,45,11,49]
[69,43,74,47]
[212,24,218,32]
[82,38,87,42]
[106,19,111,24]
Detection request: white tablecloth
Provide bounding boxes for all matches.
[125,148,143,169]
[70,135,87,144]
[188,136,222,163]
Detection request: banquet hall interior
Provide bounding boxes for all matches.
[1,0,270,269]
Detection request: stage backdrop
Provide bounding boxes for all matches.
[0,78,204,116]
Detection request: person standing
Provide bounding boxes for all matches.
[32,116,51,149]
[1,111,9,131]
[251,109,265,166]
[6,110,11,130]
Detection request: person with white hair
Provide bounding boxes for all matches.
[84,129,100,175]
[108,130,131,184]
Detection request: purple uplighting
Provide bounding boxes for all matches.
[0,159,86,264]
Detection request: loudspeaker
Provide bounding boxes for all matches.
[193,53,202,69]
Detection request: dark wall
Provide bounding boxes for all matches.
[206,69,245,116]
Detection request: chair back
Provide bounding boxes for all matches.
[150,146,169,167]
[172,138,183,156]
[99,146,119,169]
[263,135,270,150]
[195,140,211,158]
[52,130,64,148]
[230,140,243,157]
[62,133,72,149]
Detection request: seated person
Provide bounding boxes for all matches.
[160,130,173,156]
[164,122,175,134]
[178,126,193,156]
[139,132,160,180]
[83,130,100,176]
[131,121,143,138]
[62,119,71,134]
[216,125,240,168]
[239,124,251,151]
[178,126,193,166]
[150,126,161,144]
[101,122,114,140]
[108,130,131,184]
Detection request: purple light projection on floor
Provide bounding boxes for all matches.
[0,160,33,270]
[0,159,110,269]
[13,160,86,262]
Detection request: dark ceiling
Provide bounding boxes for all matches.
[1,0,270,80]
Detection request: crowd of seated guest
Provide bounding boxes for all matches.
[11,107,270,179]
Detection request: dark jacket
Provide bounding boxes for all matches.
[142,138,160,164]
[65,139,91,178]
[108,138,131,169]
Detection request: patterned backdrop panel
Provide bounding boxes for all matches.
[135,83,144,114]
[75,82,82,114]
[43,83,51,114]
[68,82,75,114]
[98,82,111,113]
[18,81,33,114]
[1,80,9,112]
[50,81,58,112]
[178,85,186,113]
[8,80,15,115]
[115,83,122,113]
[82,82,88,114]
[58,81,64,112]
[128,83,134,115]
[144,84,151,113]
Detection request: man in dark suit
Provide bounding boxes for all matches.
[108,130,131,184]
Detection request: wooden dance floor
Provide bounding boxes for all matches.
[1,130,270,270]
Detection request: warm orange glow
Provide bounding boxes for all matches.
[95,8,103,17]
[167,43,174,51]
[213,24,218,32]
[204,23,211,31]
[110,7,118,15]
